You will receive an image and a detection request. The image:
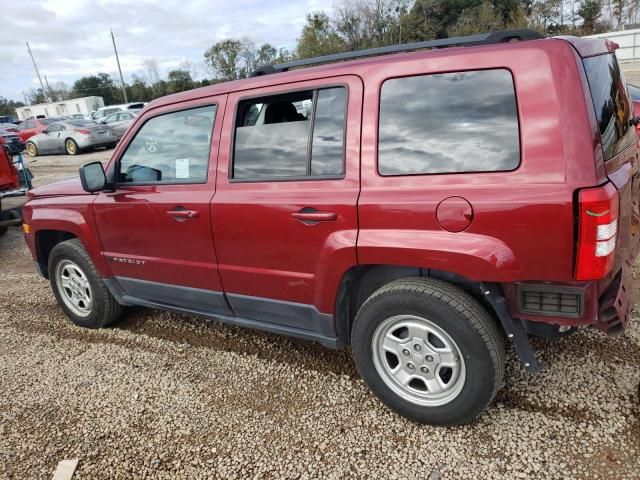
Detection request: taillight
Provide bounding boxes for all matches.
[76,129,91,135]
[575,183,619,280]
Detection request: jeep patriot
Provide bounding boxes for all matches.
[21,29,640,425]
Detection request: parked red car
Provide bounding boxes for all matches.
[21,29,640,425]
[0,146,22,236]
[15,117,66,142]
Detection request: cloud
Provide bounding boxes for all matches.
[0,0,333,100]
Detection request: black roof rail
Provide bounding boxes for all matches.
[250,28,544,77]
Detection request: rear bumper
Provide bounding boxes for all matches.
[504,262,633,336]
[76,135,114,149]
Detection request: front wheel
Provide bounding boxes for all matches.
[26,141,37,157]
[351,278,505,426]
[48,239,123,328]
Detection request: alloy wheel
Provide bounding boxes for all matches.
[55,259,93,317]
[372,314,466,407]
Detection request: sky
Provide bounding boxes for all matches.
[0,0,334,102]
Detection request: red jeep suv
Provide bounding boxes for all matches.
[21,30,640,425]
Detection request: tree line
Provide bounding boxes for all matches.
[3,0,640,118]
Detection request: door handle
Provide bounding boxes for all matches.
[167,208,199,219]
[291,209,337,223]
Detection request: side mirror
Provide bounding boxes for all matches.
[79,161,107,193]
[42,129,49,134]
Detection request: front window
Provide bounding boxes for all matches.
[117,105,216,184]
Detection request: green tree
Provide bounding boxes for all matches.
[126,75,153,102]
[167,69,195,94]
[204,39,244,80]
[26,88,47,105]
[296,12,346,59]
[0,97,25,118]
[578,0,604,33]
[72,73,119,105]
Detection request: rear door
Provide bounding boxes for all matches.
[583,53,640,267]
[92,95,231,314]
[212,76,362,334]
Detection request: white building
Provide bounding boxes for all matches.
[15,96,104,120]
[586,29,640,84]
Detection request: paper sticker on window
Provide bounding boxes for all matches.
[175,158,190,179]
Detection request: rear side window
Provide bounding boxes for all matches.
[583,54,635,160]
[232,87,346,180]
[378,69,520,175]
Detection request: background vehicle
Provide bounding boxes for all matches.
[0,115,17,124]
[0,146,24,236]
[0,122,18,132]
[0,128,25,154]
[25,119,115,156]
[20,30,640,426]
[15,117,66,142]
[99,111,137,139]
[89,107,123,123]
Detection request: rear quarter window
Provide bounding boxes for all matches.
[378,69,520,176]
[583,54,635,160]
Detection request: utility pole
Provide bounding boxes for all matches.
[26,41,50,103]
[22,91,29,105]
[110,29,128,103]
[44,75,55,102]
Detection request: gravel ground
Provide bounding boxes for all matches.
[0,151,639,479]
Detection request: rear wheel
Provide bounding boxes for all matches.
[65,138,79,155]
[26,142,37,157]
[48,239,123,328]
[351,277,505,426]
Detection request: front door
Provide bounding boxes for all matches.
[92,96,231,315]
[38,124,63,153]
[212,76,362,336]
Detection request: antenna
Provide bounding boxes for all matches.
[26,41,51,103]
[111,29,129,103]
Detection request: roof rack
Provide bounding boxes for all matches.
[250,28,544,77]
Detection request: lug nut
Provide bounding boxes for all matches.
[413,344,422,351]
[426,355,434,362]
[402,349,410,356]
[421,367,429,374]
[407,363,415,370]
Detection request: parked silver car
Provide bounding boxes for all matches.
[100,111,137,139]
[25,119,116,156]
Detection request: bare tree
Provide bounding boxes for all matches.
[142,58,163,96]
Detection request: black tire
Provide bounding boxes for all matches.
[351,277,505,426]
[48,238,123,328]
[0,226,7,237]
[65,138,79,155]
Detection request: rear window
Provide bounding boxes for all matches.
[583,54,635,160]
[378,69,520,175]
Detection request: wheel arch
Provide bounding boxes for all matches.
[334,264,500,346]
[35,229,78,278]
